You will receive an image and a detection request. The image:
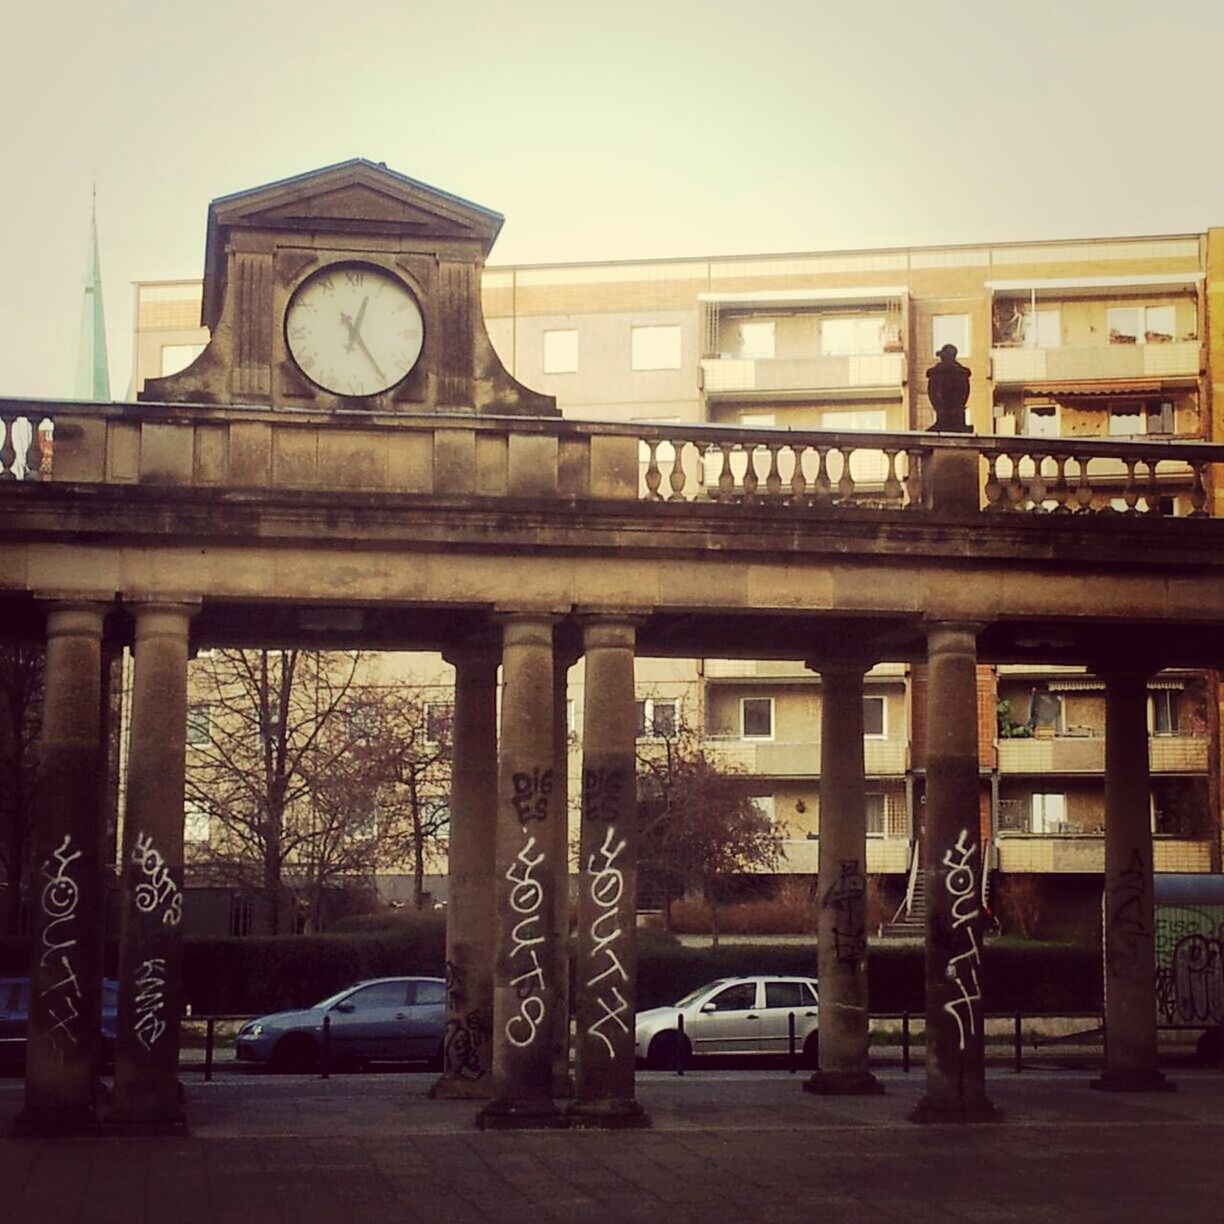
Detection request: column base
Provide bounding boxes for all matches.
[909,1094,1002,1125]
[12,1105,101,1138]
[567,1098,650,1129]
[428,1075,493,1100]
[1090,1068,1176,1093]
[803,1070,885,1096]
[476,1097,567,1130]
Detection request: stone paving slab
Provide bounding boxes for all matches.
[2,1070,1224,1222]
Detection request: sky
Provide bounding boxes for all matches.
[1,0,1223,400]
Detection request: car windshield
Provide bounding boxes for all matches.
[673,979,731,1008]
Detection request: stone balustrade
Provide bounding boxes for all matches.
[4,398,1224,519]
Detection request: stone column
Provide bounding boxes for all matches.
[570,617,647,1127]
[431,641,498,1099]
[1093,667,1172,1092]
[549,643,579,1096]
[19,602,109,1134]
[111,603,195,1131]
[911,621,997,1123]
[478,613,566,1128]
[804,659,882,1096]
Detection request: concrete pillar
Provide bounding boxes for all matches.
[111,603,195,1131]
[570,617,647,1127]
[477,613,566,1128]
[431,641,498,1098]
[19,603,109,1134]
[549,643,579,1096]
[804,659,882,1096]
[911,621,998,1123]
[1093,668,1173,1092]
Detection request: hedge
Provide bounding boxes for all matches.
[2,930,1102,1016]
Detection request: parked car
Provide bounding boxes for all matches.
[235,976,446,1072]
[634,975,819,1068]
[0,977,119,1068]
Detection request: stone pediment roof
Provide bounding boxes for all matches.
[202,159,504,328]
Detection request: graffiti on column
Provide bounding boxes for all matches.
[942,828,982,1052]
[39,834,84,1057]
[443,958,490,1079]
[132,957,168,1049]
[1106,848,1149,978]
[822,859,866,967]
[132,831,183,926]
[582,765,628,823]
[510,768,554,822]
[505,833,547,1048]
[585,824,630,1057]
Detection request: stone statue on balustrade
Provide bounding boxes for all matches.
[926,344,972,433]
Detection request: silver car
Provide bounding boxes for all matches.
[236,976,445,1072]
[634,975,819,1068]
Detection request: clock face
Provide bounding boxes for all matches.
[285,263,424,396]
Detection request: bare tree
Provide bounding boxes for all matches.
[636,711,784,946]
[0,645,42,934]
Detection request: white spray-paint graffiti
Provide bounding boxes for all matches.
[132,831,182,926]
[942,828,982,1051]
[585,824,630,1057]
[39,835,84,1054]
[132,957,169,1050]
[505,834,547,1048]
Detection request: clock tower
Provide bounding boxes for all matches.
[140,159,556,417]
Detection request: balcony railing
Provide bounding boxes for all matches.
[990,341,1200,385]
[995,836,1212,874]
[701,352,906,397]
[997,735,1207,774]
[4,399,1223,520]
[703,738,908,776]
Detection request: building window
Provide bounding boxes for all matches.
[631,324,682,371]
[1109,405,1146,436]
[1151,690,1179,736]
[820,409,886,432]
[741,697,774,740]
[819,315,883,357]
[865,793,885,835]
[1030,792,1066,834]
[186,704,211,746]
[863,695,886,738]
[425,703,453,745]
[737,320,775,359]
[932,314,970,358]
[1023,309,1060,348]
[566,698,576,735]
[748,795,776,824]
[542,329,579,374]
[636,698,677,739]
[1023,404,1060,438]
[1107,305,1176,345]
[160,343,205,377]
[184,801,211,844]
[739,411,776,428]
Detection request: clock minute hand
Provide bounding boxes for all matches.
[353,332,386,383]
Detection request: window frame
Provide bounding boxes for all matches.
[740,696,775,741]
[737,319,776,359]
[185,704,211,746]
[819,314,884,357]
[1030,792,1067,834]
[932,313,971,359]
[542,328,579,374]
[635,697,678,740]
[424,702,454,746]
[862,694,887,740]
[631,324,682,371]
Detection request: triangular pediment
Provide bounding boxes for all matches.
[203,160,504,326]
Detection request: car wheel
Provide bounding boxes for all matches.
[801,1031,819,1068]
[647,1030,691,1071]
[271,1033,319,1074]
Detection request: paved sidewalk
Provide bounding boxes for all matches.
[3,1069,1223,1222]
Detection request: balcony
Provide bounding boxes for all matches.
[996,835,1212,874]
[996,734,1206,774]
[701,352,905,400]
[780,837,910,874]
[990,341,1199,387]
[703,738,908,776]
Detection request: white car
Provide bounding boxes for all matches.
[634,975,819,1068]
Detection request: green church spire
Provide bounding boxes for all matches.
[73,184,110,401]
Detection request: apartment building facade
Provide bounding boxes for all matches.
[131,223,1224,930]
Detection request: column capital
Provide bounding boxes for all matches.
[1091,661,1162,687]
[804,655,877,679]
[578,617,642,653]
[922,617,986,638]
[442,632,502,670]
[40,601,109,639]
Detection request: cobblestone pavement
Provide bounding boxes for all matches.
[3,1069,1223,1223]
